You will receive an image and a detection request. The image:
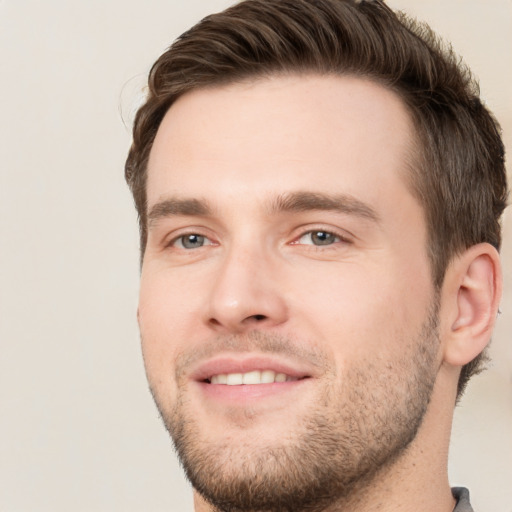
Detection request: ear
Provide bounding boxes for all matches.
[441,243,502,366]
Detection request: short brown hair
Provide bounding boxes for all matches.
[125,0,507,397]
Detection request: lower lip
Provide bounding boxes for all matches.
[195,379,309,403]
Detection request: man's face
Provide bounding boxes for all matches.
[139,75,441,511]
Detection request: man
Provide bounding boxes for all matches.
[125,1,507,511]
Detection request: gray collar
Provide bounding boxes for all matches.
[452,487,474,512]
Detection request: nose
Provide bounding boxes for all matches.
[205,245,288,333]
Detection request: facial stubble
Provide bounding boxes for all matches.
[146,304,440,512]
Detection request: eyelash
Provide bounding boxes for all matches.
[291,227,352,248]
[167,232,216,250]
[166,227,351,251]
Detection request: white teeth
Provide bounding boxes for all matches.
[261,370,275,384]
[226,373,243,385]
[209,370,299,385]
[242,370,261,384]
[210,374,227,385]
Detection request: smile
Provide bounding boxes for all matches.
[191,357,314,403]
[208,370,301,385]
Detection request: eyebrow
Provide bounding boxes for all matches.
[147,191,379,227]
[148,197,212,226]
[268,191,380,222]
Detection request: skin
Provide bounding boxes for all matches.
[138,74,501,511]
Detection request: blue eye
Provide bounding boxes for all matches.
[298,231,340,246]
[174,234,208,249]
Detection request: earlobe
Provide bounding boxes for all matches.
[442,243,502,367]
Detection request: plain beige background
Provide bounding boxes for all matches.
[0,1,510,511]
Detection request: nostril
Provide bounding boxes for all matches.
[207,314,267,329]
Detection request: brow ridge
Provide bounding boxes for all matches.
[147,190,379,227]
[269,191,380,222]
[148,197,212,226]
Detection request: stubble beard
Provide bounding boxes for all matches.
[147,303,440,512]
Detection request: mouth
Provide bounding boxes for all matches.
[206,370,303,385]
[190,355,314,403]
[192,355,313,384]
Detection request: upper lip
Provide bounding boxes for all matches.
[189,354,316,382]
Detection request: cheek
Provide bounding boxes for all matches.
[138,271,199,394]
[289,261,432,361]
[139,263,204,335]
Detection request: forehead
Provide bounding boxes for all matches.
[146,74,417,213]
